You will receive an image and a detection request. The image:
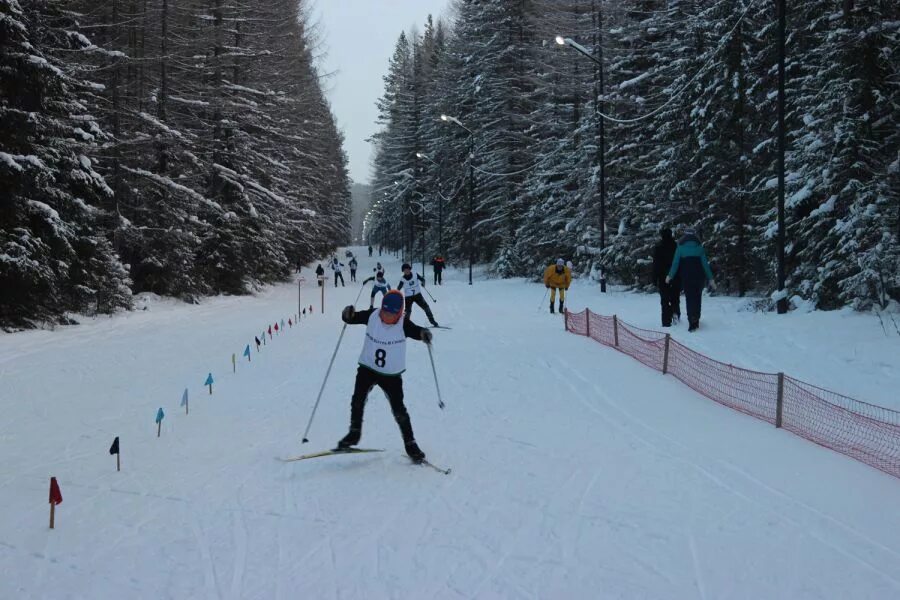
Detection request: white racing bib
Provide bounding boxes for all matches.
[359,311,407,375]
[400,273,421,297]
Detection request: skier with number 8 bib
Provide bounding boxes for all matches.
[337,290,433,463]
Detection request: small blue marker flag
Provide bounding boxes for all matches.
[243,344,251,358]
[155,407,165,423]
[181,388,188,407]
[204,373,214,386]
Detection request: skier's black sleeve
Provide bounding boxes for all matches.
[344,307,375,325]
[362,275,375,284]
[403,319,425,341]
[417,274,425,284]
[397,280,404,290]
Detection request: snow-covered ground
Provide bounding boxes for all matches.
[2,248,899,599]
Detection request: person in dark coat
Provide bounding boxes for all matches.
[652,228,681,327]
[430,256,446,285]
[315,263,325,287]
[666,228,715,332]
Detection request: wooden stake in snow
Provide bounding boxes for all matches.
[232,352,236,373]
[205,372,214,395]
[156,407,165,437]
[181,388,189,415]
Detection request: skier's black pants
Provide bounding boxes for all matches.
[348,366,415,442]
[350,269,357,282]
[405,293,436,325]
[334,272,345,287]
[684,283,703,326]
[433,270,442,285]
[658,281,681,326]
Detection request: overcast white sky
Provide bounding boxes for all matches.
[313,0,452,184]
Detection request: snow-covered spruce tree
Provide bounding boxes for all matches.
[447,0,537,270]
[771,0,899,309]
[0,0,132,328]
[62,0,350,299]
[595,1,698,288]
[509,0,598,279]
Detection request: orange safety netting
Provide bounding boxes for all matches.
[564,308,900,479]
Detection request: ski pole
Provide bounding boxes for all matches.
[423,285,437,303]
[354,281,368,305]
[301,323,347,443]
[301,286,369,443]
[426,342,445,410]
[537,287,549,311]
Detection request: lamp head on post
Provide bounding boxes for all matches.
[555,35,566,46]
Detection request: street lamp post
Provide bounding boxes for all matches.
[556,35,606,253]
[440,114,475,285]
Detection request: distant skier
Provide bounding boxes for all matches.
[653,227,681,327]
[666,228,715,332]
[543,258,572,314]
[398,263,438,327]
[348,257,358,282]
[431,255,446,285]
[373,261,384,273]
[330,257,345,287]
[315,263,325,287]
[368,245,373,257]
[363,271,392,308]
[336,291,432,463]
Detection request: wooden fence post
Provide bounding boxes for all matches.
[585,309,591,338]
[564,308,568,331]
[613,315,619,347]
[662,334,671,374]
[776,372,784,428]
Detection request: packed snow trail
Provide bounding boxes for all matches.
[1,248,899,599]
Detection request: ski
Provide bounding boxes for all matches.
[278,448,383,462]
[431,325,452,330]
[415,458,452,475]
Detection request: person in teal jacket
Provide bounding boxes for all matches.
[666,228,715,332]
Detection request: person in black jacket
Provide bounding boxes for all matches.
[430,256,446,285]
[652,227,681,327]
[315,263,325,287]
[336,291,432,462]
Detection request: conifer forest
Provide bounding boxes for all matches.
[1,0,351,327]
[366,0,898,311]
[2,0,898,329]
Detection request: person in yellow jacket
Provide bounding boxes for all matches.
[543,258,572,314]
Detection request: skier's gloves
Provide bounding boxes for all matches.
[665,276,672,284]
[421,329,433,345]
[708,280,717,292]
[341,305,355,322]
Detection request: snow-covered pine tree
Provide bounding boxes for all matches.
[1,0,132,328]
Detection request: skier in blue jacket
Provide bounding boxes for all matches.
[666,228,715,332]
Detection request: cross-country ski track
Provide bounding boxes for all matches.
[1,248,899,599]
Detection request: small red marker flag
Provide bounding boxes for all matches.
[49,477,63,505]
[274,322,279,332]
[49,476,62,529]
